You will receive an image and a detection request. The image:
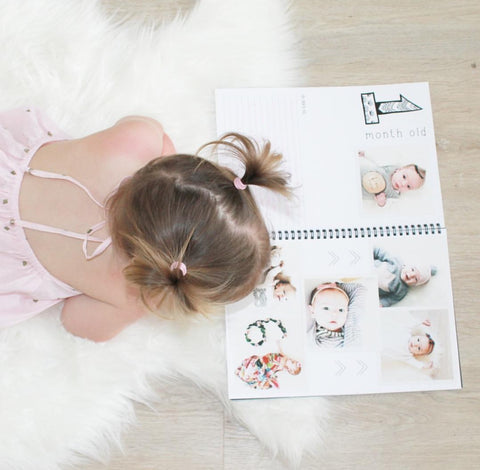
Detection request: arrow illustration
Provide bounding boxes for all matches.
[335,360,346,376]
[328,251,339,266]
[349,250,360,265]
[361,92,422,125]
[357,360,368,375]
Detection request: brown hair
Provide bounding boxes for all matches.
[107,133,291,316]
[406,164,426,185]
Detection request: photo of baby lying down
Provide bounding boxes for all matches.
[305,280,366,349]
[235,351,302,390]
[380,309,452,381]
[374,246,437,307]
[358,150,426,207]
[252,245,297,307]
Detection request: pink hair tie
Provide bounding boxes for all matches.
[233,176,247,190]
[170,261,187,277]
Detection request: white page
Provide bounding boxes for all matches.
[216,84,445,233]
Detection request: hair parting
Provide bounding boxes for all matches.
[107,132,292,318]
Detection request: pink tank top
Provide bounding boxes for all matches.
[0,107,111,328]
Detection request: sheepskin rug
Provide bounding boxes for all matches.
[0,1,328,468]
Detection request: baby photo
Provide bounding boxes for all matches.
[232,314,305,394]
[251,244,298,308]
[304,278,371,350]
[372,236,452,309]
[380,308,454,382]
[357,143,443,219]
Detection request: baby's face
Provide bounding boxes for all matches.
[284,358,302,375]
[273,283,295,301]
[401,266,421,286]
[391,166,423,193]
[409,334,431,356]
[310,289,349,331]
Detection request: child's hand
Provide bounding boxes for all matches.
[374,192,387,207]
[423,361,434,369]
[358,151,365,158]
[422,319,431,327]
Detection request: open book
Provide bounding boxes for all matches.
[215,83,461,399]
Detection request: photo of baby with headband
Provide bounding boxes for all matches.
[305,280,367,350]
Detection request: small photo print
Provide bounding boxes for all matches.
[357,144,441,218]
[372,236,451,309]
[380,308,454,382]
[304,277,376,351]
[251,244,297,308]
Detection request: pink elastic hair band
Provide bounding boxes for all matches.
[233,177,247,190]
[170,261,187,277]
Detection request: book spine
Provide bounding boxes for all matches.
[271,223,443,241]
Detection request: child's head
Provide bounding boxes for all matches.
[273,273,296,301]
[281,355,302,375]
[308,282,350,332]
[401,264,437,287]
[107,133,291,316]
[391,164,426,193]
[409,333,435,356]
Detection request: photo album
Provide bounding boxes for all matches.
[215,83,462,399]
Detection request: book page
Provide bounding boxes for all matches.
[225,233,460,398]
[216,84,445,232]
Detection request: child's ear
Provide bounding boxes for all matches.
[308,305,314,315]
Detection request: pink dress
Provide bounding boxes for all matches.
[0,107,111,328]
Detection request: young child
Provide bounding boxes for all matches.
[0,107,290,341]
[374,247,437,307]
[358,151,426,207]
[308,282,352,348]
[382,314,436,370]
[235,351,302,390]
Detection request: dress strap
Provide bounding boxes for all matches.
[27,167,104,208]
[19,167,113,260]
[82,220,112,260]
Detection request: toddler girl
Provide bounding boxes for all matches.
[0,107,290,341]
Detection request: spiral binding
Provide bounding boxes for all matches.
[271,223,443,241]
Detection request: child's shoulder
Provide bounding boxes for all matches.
[81,116,169,167]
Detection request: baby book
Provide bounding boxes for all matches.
[215,83,461,399]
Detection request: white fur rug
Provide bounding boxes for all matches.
[0,1,327,468]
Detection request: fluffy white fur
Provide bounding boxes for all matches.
[0,1,328,468]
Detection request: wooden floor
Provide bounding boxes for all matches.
[90,1,480,468]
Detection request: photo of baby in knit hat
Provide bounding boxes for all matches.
[372,236,452,309]
[374,246,437,307]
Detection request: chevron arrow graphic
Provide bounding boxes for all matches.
[349,250,360,265]
[357,360,368,375]
[335,360,346,376]
[328,251,339,266]
[361,92,422,125]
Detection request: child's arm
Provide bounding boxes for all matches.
[61,294,147,342]
[373,247,399,267]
